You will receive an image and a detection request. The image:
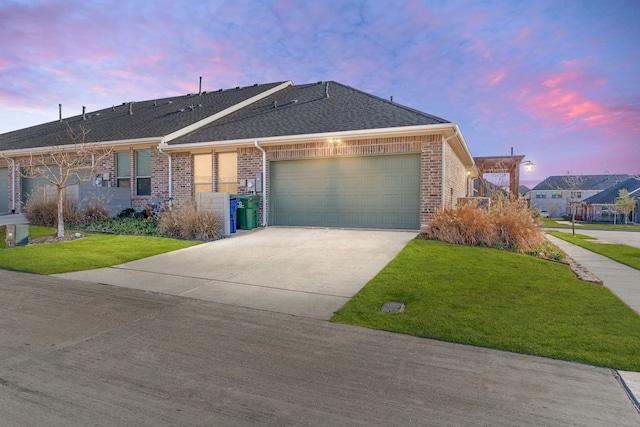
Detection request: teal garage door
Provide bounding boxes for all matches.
[0,168,7,213]
[270,154,420,229]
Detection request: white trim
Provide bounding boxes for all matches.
[0,137,163,157]
[160,123,475,166]
[163,81,294,143]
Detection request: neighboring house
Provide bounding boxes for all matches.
[518,185,530,198]
[526,174,630,218]
[580,177,640,223]
[0,80,477,230]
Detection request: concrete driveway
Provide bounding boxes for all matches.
[56,227,417,320]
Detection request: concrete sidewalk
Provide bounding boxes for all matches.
[545,232,640,413]
[56,227,417,320]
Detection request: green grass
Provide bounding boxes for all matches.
[549,231,640,271]
[541,217,640,231]
[332,239,640,371]
[0,226,201,275]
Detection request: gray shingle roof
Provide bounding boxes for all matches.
[583,177,640,204]
[168,81,450,145]
[532,174,631,191]
[0,82,286,150]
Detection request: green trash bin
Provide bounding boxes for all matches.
[235,195,261,230]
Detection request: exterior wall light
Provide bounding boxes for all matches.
[524,160,535,173]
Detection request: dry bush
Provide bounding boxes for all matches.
[158,201,224,241]
[423,201,497,247]
[81,203,110,223]
[490,193,544,252]
[24,193,82,226]
[421,193,544,253]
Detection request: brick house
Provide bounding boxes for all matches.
[0,80,477,230]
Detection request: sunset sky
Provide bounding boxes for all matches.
[1,0,638,186]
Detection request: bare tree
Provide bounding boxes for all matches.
[560,173,586,236]
[614,189,635,226]
[2,125,112,237]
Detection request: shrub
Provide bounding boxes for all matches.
[421,193,544,253]
[158,201,224,241]
[81,203,110,223]
[79,217,159,235]
[24,193,82,227]
[490,193,544,252]
[421,200,497,247]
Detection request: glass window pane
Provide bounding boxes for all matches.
[194,154,213,183]
[137,177,151,196]
[195,183,213,195]
[218,182,238,194]
[117,178,130,188]
[117,152,130,177]
[218,152,237,183]
[136,150,151,176]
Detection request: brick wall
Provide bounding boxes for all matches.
[443,141,468,210]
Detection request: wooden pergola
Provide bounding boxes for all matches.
[473,155,525,197]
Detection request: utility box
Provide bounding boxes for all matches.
[6,224,29,248]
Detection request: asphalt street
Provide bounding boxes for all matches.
[1,270,638,426]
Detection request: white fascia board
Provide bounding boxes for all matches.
[0,137,163,157]
[160,123,462,151]
[446,124,475,169]
[162,81,294,143]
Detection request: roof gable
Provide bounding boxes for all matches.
[168,81,450,145]
[0,82,288,151]
[583,177,640,204]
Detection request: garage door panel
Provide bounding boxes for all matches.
[270,154,420,229]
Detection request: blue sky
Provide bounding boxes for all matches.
[1,0,638,186]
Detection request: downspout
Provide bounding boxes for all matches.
[157,141,172,206]
[441,129,460,209]
[254,140,267,227]
[10,158,16,213]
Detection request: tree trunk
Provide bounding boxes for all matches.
[57,187,65,237]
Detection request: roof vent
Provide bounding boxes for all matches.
[167,101,173,104]
[112,105,115,111]
[253,83,258,86]
[236,86,240,89]
[390,96,393,102]
[129,102,133,115]
[82,106,86,121]
[324,82,330,98]
[153,100,157,106]
[199,76,202,96]
[59,103,62,122]
[95,112,100,116]
[273,100,278,109]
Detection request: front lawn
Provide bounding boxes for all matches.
[332,239,640,371]
[0,226,201,275]
[548,231,640,271]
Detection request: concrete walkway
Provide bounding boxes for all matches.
[545,231,640,412]
[56,227,417,320]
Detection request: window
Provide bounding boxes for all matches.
[194,153,213,196]
[536,192,546,199]
[116,151,131,188]
[552,192,562,199]
[570,191,582,199]
[136,150,151,196]
[217,152,237,194]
